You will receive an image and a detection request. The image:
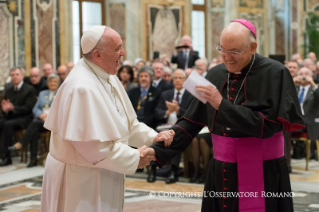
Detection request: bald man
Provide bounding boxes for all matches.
[41,26,172,212]
[171,35,199,70]
[57,65,69,83]
[66,61,74,71]
[150,19,304,212]
[308,51,317,62]
[24,67,48,96]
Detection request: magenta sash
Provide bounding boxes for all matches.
[212,132,284,212]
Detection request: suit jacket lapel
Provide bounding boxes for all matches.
[303,87,312,103]
[168,90,174,102]
[180,91,190,107]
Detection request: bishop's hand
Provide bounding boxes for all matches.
[196,85,222,110]
[137,145,156,169]
[153,130,175,147]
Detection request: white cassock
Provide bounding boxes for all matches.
[41,58,157,212]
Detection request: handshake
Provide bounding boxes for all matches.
[137,130,175,169]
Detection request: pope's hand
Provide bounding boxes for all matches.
[137,145,156,169]
[153,130,175,147]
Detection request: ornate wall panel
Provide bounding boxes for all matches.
[142,0,189,61]
[36,0,55,70]
[109,3,126,59]
[0,2,13,87]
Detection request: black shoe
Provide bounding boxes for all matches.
[147,168,156,183]
[165,170,178,184]
[136,168,144,172]
[0,157,12,166]
[27,160,37,168]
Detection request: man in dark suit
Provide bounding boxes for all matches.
[0,67,37,166]
[151,62,173,93]
[24,67,48,96]
[171,35,199,70]
[128,66,160,130]
[294,67,319,160]
[147,69,193,183]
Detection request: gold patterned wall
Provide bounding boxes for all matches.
[237,0,267,56]
[0,0,68,86]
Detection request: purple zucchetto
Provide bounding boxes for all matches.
[231,19,256,38]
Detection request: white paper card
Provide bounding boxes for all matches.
[182,71,216,104]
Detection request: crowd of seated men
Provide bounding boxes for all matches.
[0,62,73,167]
[285,52,319,166]
[1,36,318,186]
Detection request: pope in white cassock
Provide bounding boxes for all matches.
[40,26,171,212]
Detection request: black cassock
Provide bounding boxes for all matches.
[151,53,304,212]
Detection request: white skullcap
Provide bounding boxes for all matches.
[81,26,106,54]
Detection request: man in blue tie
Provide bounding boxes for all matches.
[128,66,161,130]
[293,67,319,160]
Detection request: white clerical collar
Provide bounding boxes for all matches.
[84,58,110,81]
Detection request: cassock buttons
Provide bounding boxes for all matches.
[223,187,228,190]
[223,133,227,136]
[231,88,236,91]
[223,178,228,181]
[233,79,237,82]
[229,97,234,101]
[223,205,228,208]
[223,169,228,172]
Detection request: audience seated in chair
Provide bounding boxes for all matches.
[151,62,173,93]
[117,65,137,93]
[147,69,193,184]
[24,67,48,96]
[0,67,37,166]
[8,74,60,167]
[292,67,319,160]
[128,66,161,130]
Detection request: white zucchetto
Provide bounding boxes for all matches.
[81,26,106,54]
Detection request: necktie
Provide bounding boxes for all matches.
[175,92,180,105]
[184,50,189,70]
[298,88,305,103]
[141,89,147,99]
[14,87,18,91]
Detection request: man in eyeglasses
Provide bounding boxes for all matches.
[150,19,304,212]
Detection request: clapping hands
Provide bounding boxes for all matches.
[1,99,14,113]
[153,130,175,147]
[137,145,156,169]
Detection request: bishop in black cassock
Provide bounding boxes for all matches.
[151,20,304,212]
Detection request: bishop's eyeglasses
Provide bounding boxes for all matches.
[216,43,251,56]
